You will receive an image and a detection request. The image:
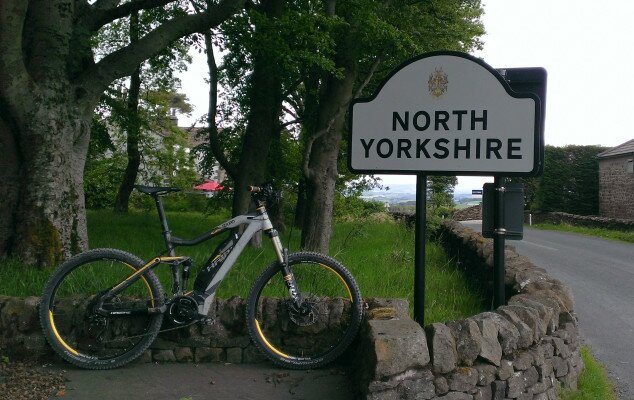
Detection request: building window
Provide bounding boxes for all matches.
[627,159,633,174]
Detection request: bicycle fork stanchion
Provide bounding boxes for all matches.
[413,173,427,326]
[493,176,506,308]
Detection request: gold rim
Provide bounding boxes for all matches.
[255,319,289,359]
[319,263,353,300]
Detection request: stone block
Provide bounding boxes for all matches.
[174,347,193,362]
[491,380,506,400]
[439,392,473,400]
[369,319,430,379]
[473,385,492,400]
[542,342,554,358]
[473,313,519,357]
[474,363,497,386]
[425,322,456,374]
[528,382,548,396]
[367,388,399,400]
[533,393,548,400]
[366,298,410,319]
[536,359,553,383]
[435,376,449,395]
[560,373,578,391]
[153,349,176,362]
[397,377,436,400]
[226,347,242,363]
[512,352,533,371]
[503,305,546,342]
[507,372,525,398]
[449,367,478,392]
[496,307,534,348]
[447,319,483,366]
[243,344,267,363]
[469,316,502,366]
[551,337,571,358]
[497,360,513,380]
[195,347,224,363]
[133,350,152,363]
[219,296,246,332]
[368,369,433,392]
[551,357,568,378]
[523,367,539,388]
[530,347,545,367]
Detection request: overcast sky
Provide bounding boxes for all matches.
[179,1,634,193]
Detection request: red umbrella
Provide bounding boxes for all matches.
[193,181,224,191]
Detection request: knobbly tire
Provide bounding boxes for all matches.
[246,252,363,369]
[40,249,165,370]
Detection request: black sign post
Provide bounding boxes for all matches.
[413,174,427,325]
[492,176,506,308]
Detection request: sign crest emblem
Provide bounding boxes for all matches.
[428,67,448,98]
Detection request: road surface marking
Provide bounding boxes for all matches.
[521,240,558,251]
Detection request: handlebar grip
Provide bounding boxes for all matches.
[247,186,261,193]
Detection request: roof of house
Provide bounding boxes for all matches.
[598,138,634,158]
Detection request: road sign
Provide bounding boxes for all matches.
[472,189,483,195]
[349,51,543,176]
[482,183,524,240]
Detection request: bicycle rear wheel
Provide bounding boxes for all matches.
[40,249,165,369]
[246,252,362,369]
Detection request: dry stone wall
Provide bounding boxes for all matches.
[0,296,348,365]
[355,221,582,400]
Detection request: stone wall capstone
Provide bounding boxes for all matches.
[354,220,583,400]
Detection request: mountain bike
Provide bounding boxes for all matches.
[40,184,362,370]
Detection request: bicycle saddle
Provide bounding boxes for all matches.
[134,185,181,195]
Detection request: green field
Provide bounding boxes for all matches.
[0,210,484,324]
[532,223,634,244]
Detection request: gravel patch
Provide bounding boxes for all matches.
[0,360,66,400]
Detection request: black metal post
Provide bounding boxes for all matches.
[493,176,506,308]
[414,173,427,326]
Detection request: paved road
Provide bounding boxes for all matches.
[46,362,353,400]
[462,221,634,399]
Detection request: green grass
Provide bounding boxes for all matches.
[0,210,484,323]
[560,347,618,400]
[532,223,634,244]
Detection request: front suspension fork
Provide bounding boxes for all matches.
[269,231,302,307]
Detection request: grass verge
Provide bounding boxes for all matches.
[560,346,618,400]
[532,223,634,244]
[0,210,485,323]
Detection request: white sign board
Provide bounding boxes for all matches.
[349,52,542,176]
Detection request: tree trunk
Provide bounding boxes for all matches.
[231,0,284,217]
[113,13,142,213]
[8,91,92,266]
[0,114,20,257]
[300,31,358,253]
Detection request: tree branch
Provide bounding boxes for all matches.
[203,30,237,179]
[86,0,175,31]
[0,0,34,120]
[79,0,245,99]
[353,56,381,99]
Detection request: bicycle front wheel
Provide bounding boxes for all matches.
[40,249,165,369]
[246,252,363,369]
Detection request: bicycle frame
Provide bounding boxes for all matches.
[98,205,288,318]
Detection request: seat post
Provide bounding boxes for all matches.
[153,194,176,256]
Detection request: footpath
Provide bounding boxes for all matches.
[46,361,354,400]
